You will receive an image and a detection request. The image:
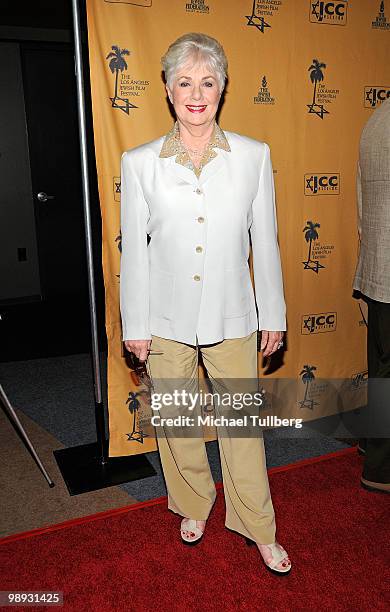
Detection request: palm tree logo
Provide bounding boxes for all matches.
[351,370,368,389]
[106,45,138,115]
[302,220,325,273]
[299,365,318,409]
[126,391,148,443]
[246,0,271,33]
[307,59,329,119]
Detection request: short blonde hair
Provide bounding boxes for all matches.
[161,32,228,93]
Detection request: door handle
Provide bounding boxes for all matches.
[37,191,55,202]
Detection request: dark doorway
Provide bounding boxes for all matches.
[0,39,106,361]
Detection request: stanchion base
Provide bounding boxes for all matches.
[53,441,156,496]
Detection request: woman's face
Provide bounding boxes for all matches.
[166,59,221,129]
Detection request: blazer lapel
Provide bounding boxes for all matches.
[198,149,228,187]
[165,155,198,186]
[163,148,228,187]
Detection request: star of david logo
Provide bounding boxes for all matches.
[311,1,322,20]
[110,96,138,115]
[365,88,375,107]
[245,13,271,32]
[306,177,316,193]
[307,102,330,119]
[302,259,325,273]
[303,317,314,333]
[126,429,148,443]
[298,398,319,410]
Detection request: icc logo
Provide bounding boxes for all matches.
[364,86,390,108]
[310,1,348,25]
[302,312,337,334]
[305,174,340,195]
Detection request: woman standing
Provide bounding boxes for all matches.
[120,32,291,574]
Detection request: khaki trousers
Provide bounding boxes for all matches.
[146,331,276,544]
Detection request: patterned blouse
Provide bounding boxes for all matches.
[159,120,231,177]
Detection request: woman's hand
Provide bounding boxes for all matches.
[260,331,284,358]
[124,339,151,362]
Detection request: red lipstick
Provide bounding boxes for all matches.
[185,105,207,113]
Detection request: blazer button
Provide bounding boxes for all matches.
[195,246,203,253]
[197,216,205,223]
[195,188,203,195]
[193,274,201,281]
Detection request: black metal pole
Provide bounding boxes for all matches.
[71,0,106,465]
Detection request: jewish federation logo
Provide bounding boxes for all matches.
[301,312,337,334]
[310,1,348,25]
[254,76,275,105]
[364,86,390,109]
[186,0,210,13]
[299,365,319,409]
[113,176,121,202]
[304,173,340,195]
[372,1,390,29]
[246,0,283,33]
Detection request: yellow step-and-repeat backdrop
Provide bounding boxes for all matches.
[86,0,390,456]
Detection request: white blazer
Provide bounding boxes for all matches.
[119,129,286,345]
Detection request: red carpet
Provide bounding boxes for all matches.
[1,448,389,611]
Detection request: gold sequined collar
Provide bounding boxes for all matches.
[159,121,231,177]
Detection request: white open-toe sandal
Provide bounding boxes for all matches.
[180,518,205,546]
[245,538,292,575]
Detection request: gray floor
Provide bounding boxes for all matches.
[0,353,350,503]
